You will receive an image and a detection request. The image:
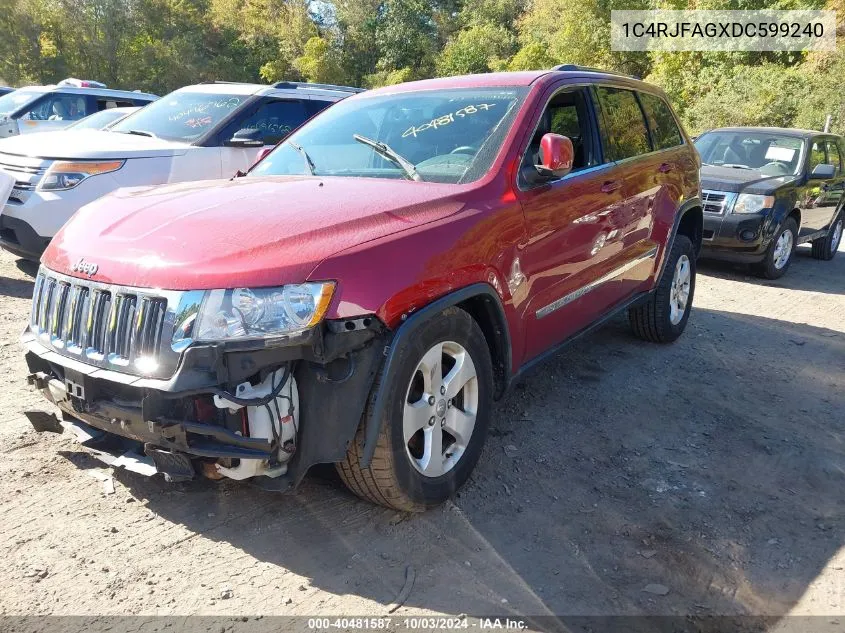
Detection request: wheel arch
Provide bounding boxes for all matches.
[360,283,511,467]
[657,197,702,283]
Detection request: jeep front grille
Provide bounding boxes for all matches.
[702,190,737,215]
[29,267,194,379]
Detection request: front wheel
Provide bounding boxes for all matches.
[811,214,843,261]
[757,217,797,279]
[337,307,493,511]
[628,234,696,343]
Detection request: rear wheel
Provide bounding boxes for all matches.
[811,214,843,261]
[337,307,493,511]
[757,217,797,279]
[628,234,695,344]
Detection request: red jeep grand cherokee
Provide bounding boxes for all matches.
[23,68,702,511]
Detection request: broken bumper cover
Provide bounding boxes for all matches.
[22,318,388,489]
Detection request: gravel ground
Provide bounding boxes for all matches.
[0,242,844,626]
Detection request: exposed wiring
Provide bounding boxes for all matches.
[211,363,291,407]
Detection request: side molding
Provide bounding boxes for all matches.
[361,283,511,467]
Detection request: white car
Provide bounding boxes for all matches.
[0,81,362,260]
[0,79,157,138]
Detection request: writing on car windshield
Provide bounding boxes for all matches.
[251,88,526,184]
[110,92,243,142]
[694,132,805,176]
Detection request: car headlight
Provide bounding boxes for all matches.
[182,282,335,343]
[38,160,125,191]
[732,194,775,215]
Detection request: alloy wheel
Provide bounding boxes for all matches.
[669,254,691,326]
[773,229,794,270]
[403,340,479,477]
[831,219,843,256]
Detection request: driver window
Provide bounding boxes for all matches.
[234,99,309,145]
[24,95,90,121]
[809,140,828,172]
[826,141,842,175]
[520,87,594,184]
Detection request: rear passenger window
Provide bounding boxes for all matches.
[595,87,651,161]
[826,140,842,174]
[639,92,683,150]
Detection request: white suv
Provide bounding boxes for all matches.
[0,79,157,138]
[0,81,362,260]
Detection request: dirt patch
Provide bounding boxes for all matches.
[0,244,844,620]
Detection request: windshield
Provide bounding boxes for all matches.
[251,88,527,184]
[695,131,805,177]
[110,91,247,142]
[0,90,41,117]
[68,109,132,130]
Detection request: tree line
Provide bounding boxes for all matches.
[0,0,842,134]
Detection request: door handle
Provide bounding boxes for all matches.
[658,162,674,173]
[601,180,622,193]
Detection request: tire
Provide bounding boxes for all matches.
[811,213,843,261]
[756,217,798,279]
[628,234,695,344]
[337,306,493,511]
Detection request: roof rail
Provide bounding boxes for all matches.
[272,81,365,94]
[552,64,639,80]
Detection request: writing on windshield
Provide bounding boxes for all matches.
[402,103,498,138]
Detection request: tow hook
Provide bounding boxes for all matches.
[26,372,50,390]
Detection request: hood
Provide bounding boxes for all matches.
[701,164,795,194]
[44,176,466,290]
[0,129,189,160]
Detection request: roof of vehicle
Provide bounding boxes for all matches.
[12,84,158,99]
[190,81,364,99]
[362,67,656,97]
[702,126,838,139]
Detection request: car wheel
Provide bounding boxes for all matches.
[757,217,798,279]
[337,306,493,511]
[811,214,843,261]
[628,234,695,344]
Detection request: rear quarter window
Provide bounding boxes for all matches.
[595,86,652,162]
[639,92,683,150]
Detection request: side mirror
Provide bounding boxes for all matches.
[226,128,264,148]
[810,163,835,179]
[527,133,574,184]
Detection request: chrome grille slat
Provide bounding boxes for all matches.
[28,267,180,378]
[702,189,737,215]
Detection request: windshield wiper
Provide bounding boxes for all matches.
[353,134,422,182]
[120,129,157,138]
[722,163,753,170]
[288,140,316,175]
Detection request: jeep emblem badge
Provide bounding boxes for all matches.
[71,257,98,277]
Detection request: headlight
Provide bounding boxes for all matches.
[38,160,124,191]
[183,282,335,342]
[732,194,775,215]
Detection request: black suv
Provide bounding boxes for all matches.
[695,127,844,278]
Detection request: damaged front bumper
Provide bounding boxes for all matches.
[22,317,388,490]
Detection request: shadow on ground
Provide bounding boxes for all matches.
[54,301,843,625]
[699,244,845,295]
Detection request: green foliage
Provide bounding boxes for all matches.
[436,24,514,75]
[0,0,839,137]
